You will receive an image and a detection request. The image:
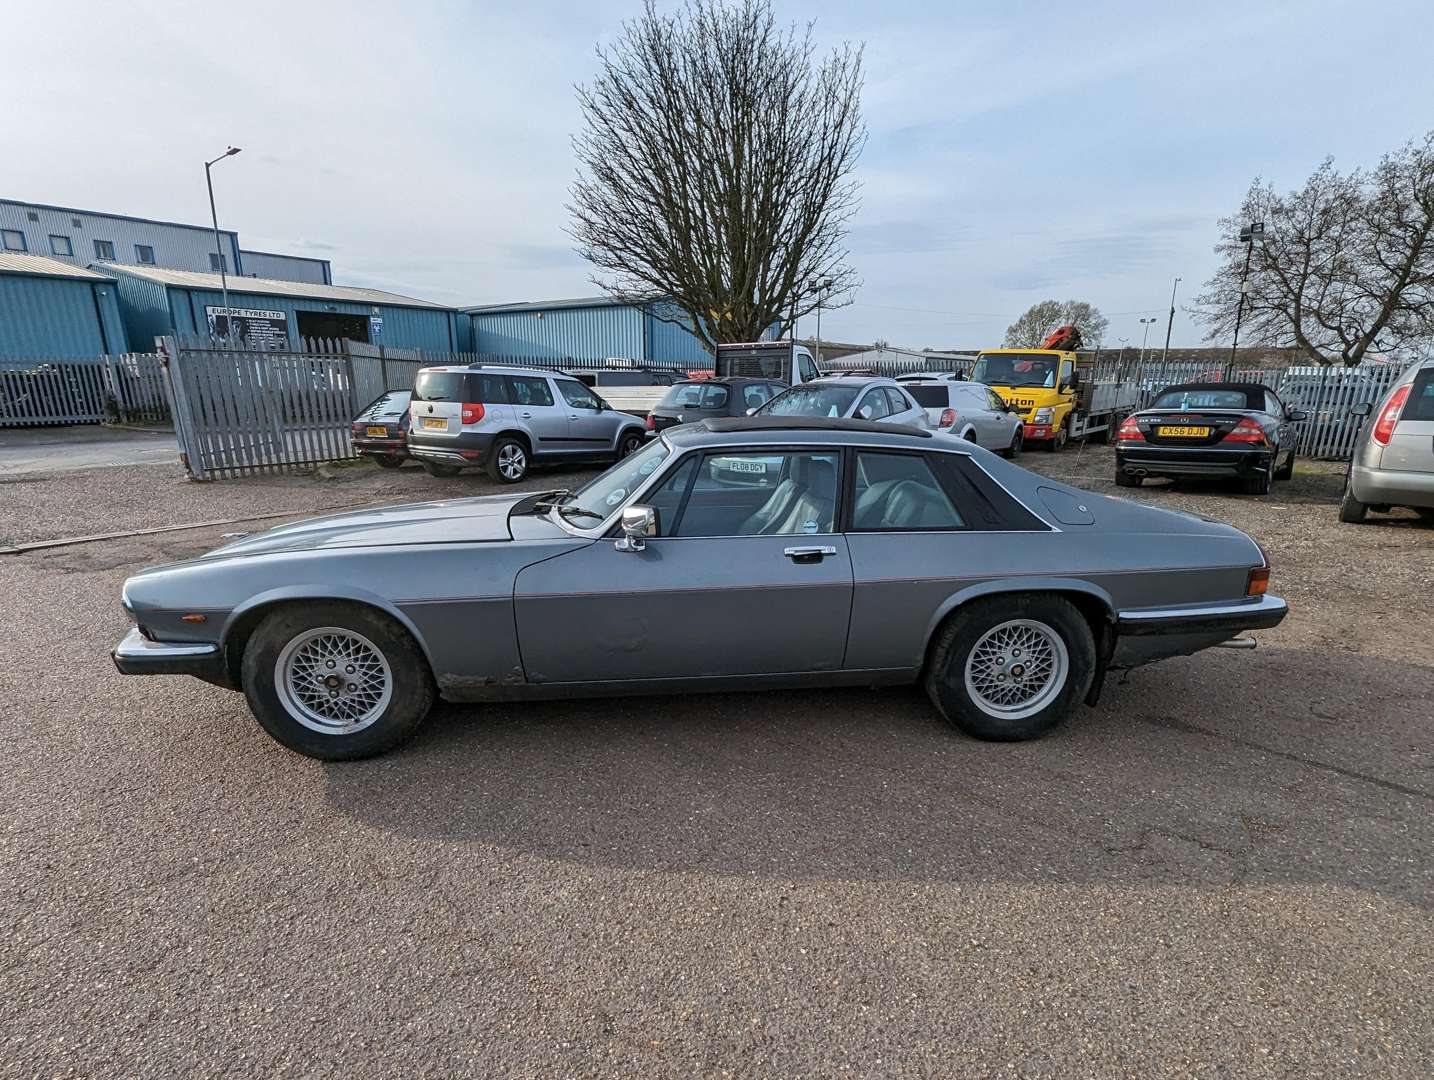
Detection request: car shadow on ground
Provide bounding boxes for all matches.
[321,645,1432,905]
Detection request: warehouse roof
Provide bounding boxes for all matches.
[1,197,238,238]
[0,252,117,281]
[99,263,449,309]
[463,295,631,314]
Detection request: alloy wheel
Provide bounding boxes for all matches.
[963,618,1069,720]
[274,627,393,734]
[498,443,527,480]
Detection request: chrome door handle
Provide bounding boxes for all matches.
[783,545,837,563]
[520,411,532,419]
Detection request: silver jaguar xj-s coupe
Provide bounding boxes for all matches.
[114,417,1286,760]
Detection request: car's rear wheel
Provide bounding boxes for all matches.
[1338,476,1369,523]
[373,455,404,469]
[421,461,461,478]
[1002,429,1023,458]
[618,430,645,458]
[1238,467,1272,495]
[925,595,1096,741]
[1416,508,1434,524]
[240,602,434,760]
[487,437,529,483]
[1274,447,1295,481]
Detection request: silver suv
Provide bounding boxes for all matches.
[1340,359,1434,524]
[407,364,648,483]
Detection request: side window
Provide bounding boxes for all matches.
[884,387,913,414]
[852,453,964,531]
[1265,391,1285,416]
[642,456,698,534]
[507,376,554,407]
[669,451,839,537]
[799,355,819,382]
[742,383,771,410]
[856,390,891,420]
[986,389,1007,412]
[471,373,510,403]
[1405,370,1434,421]
[558,380,602,409]
[700,384,730,409]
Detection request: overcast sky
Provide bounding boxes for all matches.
[7,0,1433,350]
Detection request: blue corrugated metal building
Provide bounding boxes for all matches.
[0,252,127,361]
[103,264,461,352]
[464,296,717,366]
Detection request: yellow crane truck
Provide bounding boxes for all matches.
[968,326,1138,451]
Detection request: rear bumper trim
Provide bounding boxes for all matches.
[112,627,227,678]
[1116,594,1288,636]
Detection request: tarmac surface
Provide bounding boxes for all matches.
[1,444,1430,1077]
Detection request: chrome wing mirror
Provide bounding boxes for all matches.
[615,505,657,552]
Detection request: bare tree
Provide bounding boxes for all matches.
[568,0,865,347]
[1192,132,1434,366]
[1003,300,1108,347]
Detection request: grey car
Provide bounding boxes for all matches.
[757,376,929,429]
[406,364,648,483]
[113,417,1287,761]
[1339,359,1434,524]
[905,380,1024,455]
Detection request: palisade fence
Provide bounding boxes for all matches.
[0,354,170,427]
[155,336,1413,480]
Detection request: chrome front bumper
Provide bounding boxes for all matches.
[112,627,227,679]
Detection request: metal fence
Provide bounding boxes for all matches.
[0,353,169,428]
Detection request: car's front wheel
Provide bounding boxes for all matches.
[925,595,1096,741]
[241,603,434,760]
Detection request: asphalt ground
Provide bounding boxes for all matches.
[1,444,1431,1077]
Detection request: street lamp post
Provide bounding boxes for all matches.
[1226,222,1264,379]
[204,146,242,339]
[814,278,835,368]
[1160,276,1181,369]
[1138,317,1157,364]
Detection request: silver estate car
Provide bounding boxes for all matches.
[1340,359,1434,524]
[407,364,648,483]
[113,417,1286,762]
[904,379,1024,455]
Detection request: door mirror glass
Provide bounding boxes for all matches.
[615,505,658,552]
[1349,401,1373,418]
[1287,408,1309,422]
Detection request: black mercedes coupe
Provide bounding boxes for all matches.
[1114,383,1307,495]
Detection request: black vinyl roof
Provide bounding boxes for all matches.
[1153,382,1271,408]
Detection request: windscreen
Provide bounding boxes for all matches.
[969,354,1059,388]
[1152,388,1253,410]
[758,384,860,417]
[906,385,951,408]
[558,438,671,529]
[369,390,410,416]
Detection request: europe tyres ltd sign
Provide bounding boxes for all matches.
[205,306,289,350]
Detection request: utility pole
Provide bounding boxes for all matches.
[204,146,242,340]
[1160,276,1181,369]
[1227,223,1263,379]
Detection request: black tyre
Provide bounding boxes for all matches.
[487,437,529,483]
[373,455,404,469]
[1338,477,1369,523]
[1237,467,1272,495]
[1115,468,1141,488]
[617,429,645,458]
[1043,421,1068,453]
[925,594,1096,742]
[240,602,435,761]
[421,461,461,478]
[1090,419,1112,445]
[1415,508,1434,524]
[1274,447,1295,481]
[1001,429,1023,459]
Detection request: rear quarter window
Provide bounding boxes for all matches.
[906,385,950,408]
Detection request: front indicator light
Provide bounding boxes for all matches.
[180,613,207,624]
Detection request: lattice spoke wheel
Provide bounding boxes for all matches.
[275,627,394,735]
[962,618,1070,721]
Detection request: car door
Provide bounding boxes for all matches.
[512,449,853,684]
[507,374,571,456]
[979,387,1014,444]
[557,377,618,452]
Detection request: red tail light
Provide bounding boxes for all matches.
[938,408,956,428]
[1116,415,1144,442]
[645,413,656,430]
[1222,417,1267,445]
[460,402,485,425]
[1372,385,1410,446]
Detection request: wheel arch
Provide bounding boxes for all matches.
[920,579,1117,675]
[492,428,532,452]
[220,586,438,687]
